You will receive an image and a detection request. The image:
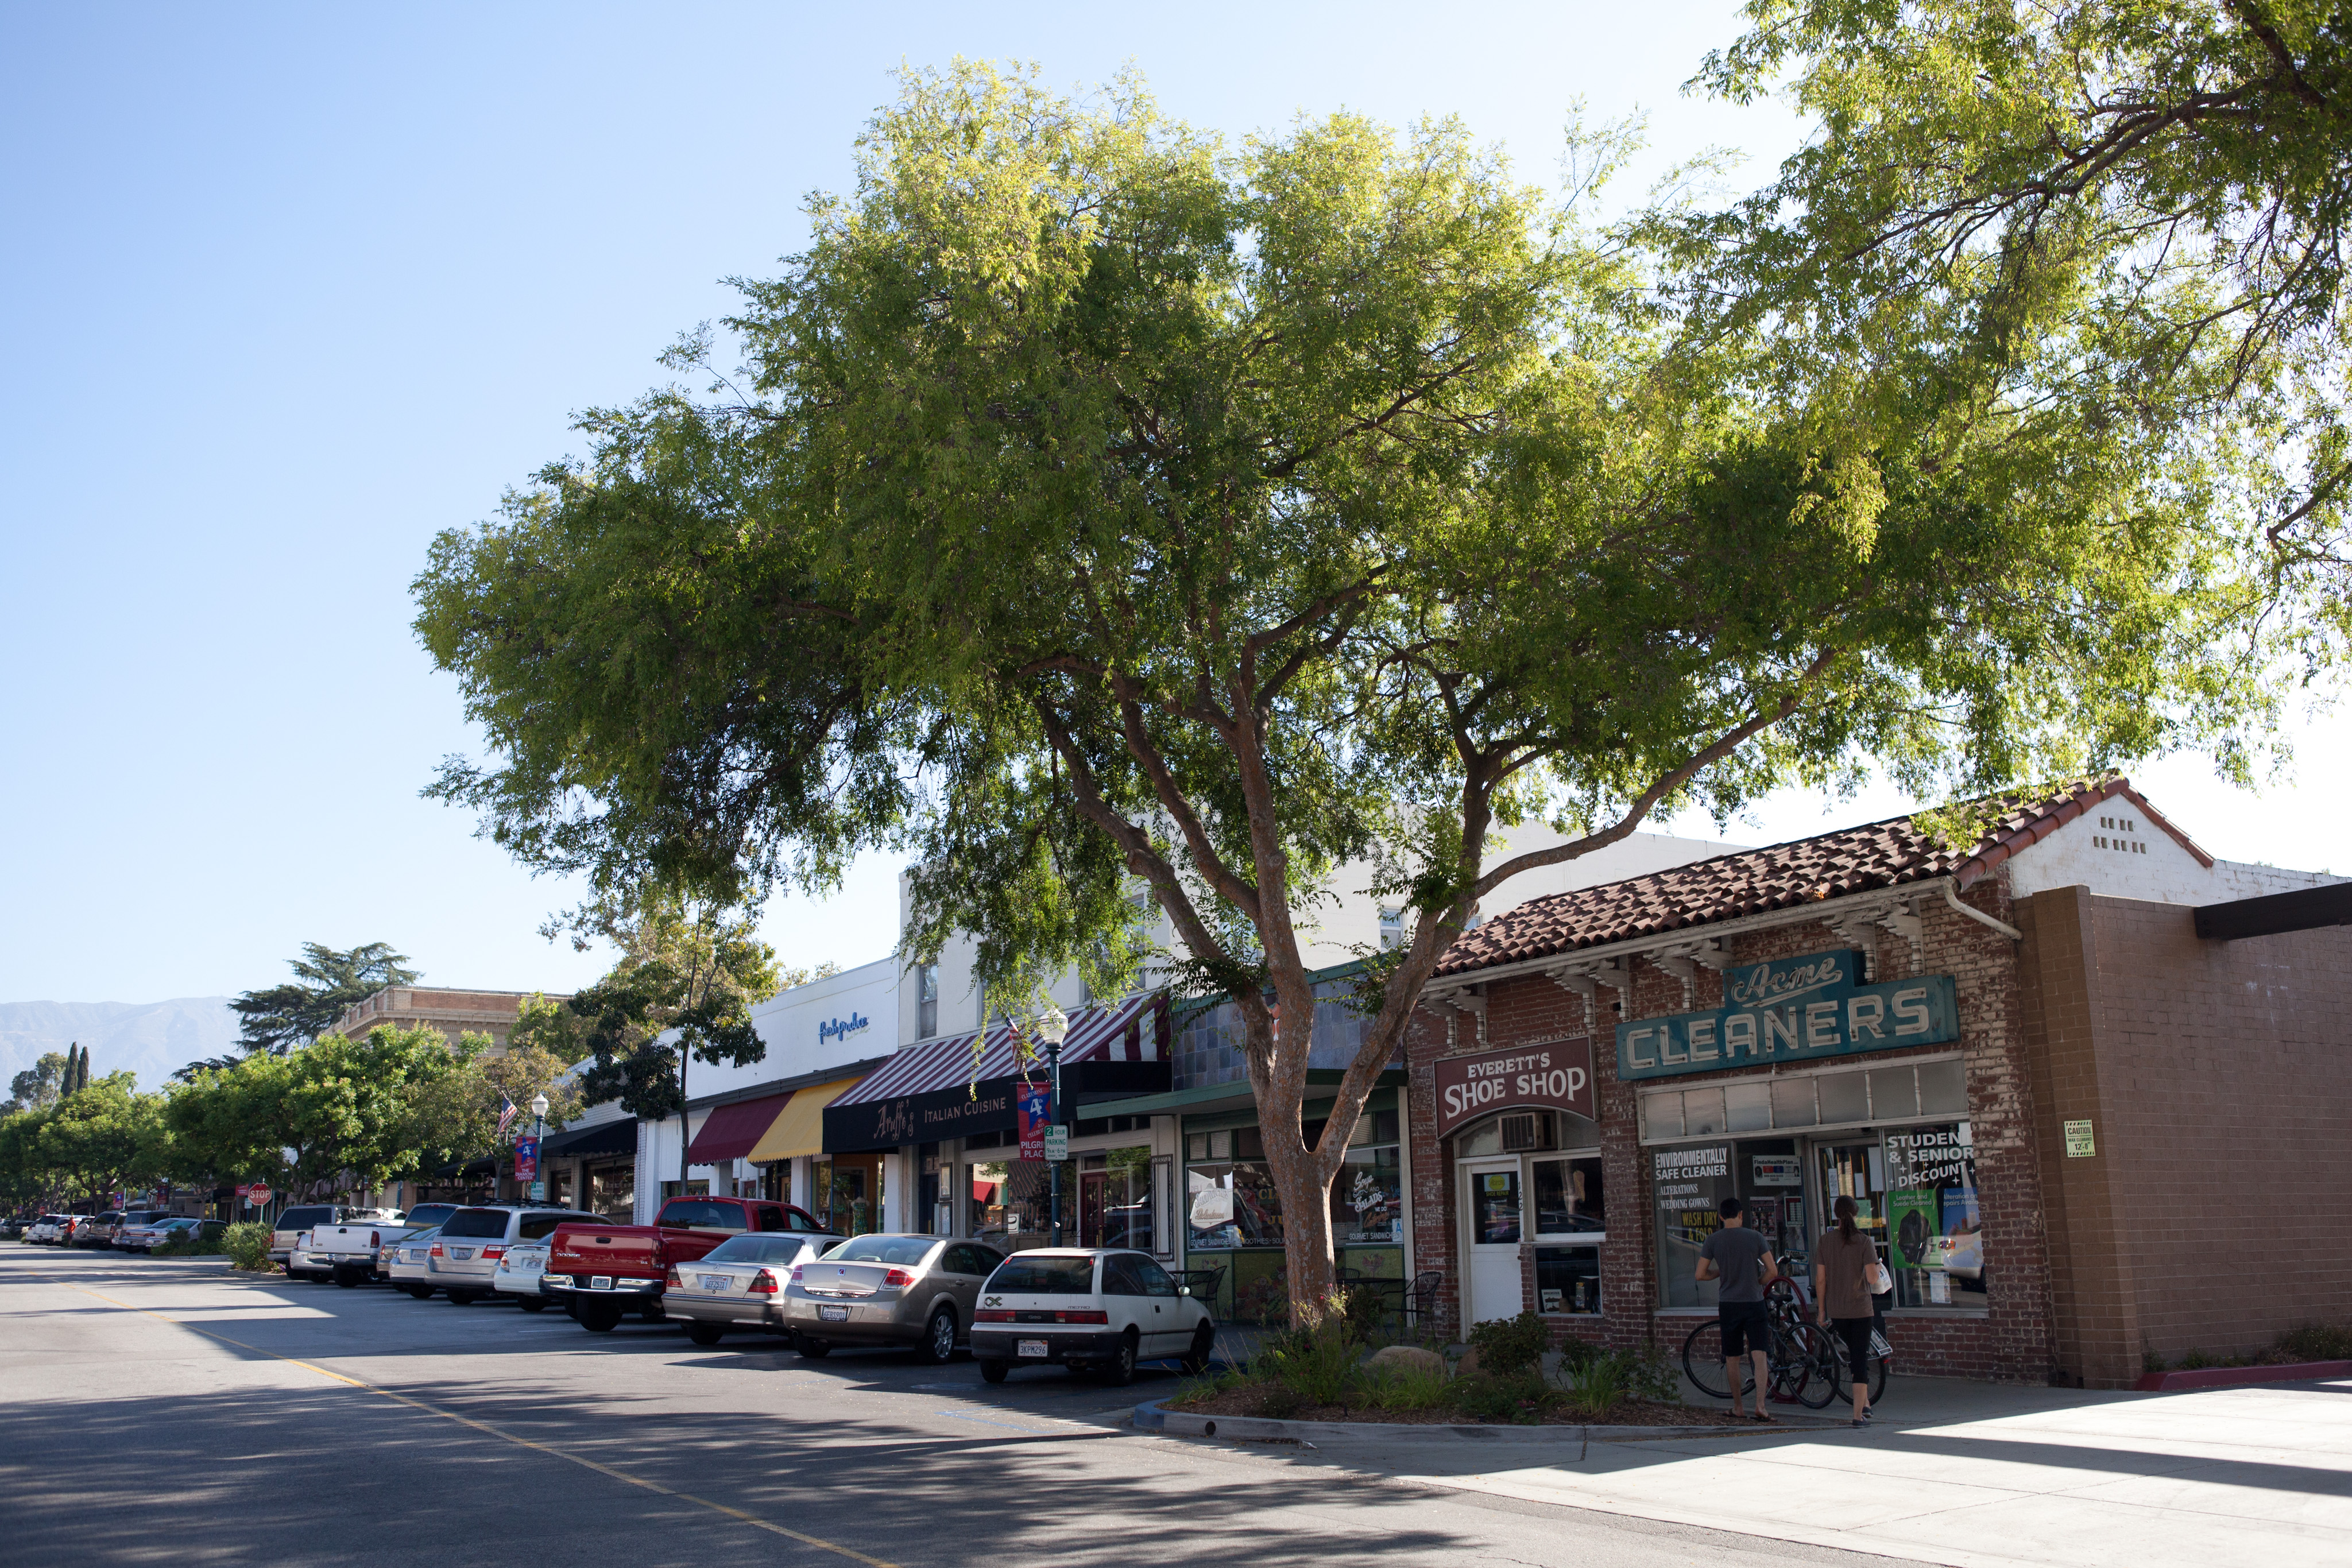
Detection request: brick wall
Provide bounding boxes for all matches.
[2022,888,2352,1381]
[1407,876,2057,1383]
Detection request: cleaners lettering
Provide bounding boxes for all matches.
[1617,948,1959,1081]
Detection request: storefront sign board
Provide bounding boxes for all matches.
[1433,1036,1595,1139]
[1616,947,1958,1081]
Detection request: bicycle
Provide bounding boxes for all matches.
[1680,1265,1840,1410]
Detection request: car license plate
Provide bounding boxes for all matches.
[590,1276,613,1290]
[450,1248,473,1260]
[819,1304,849,1322]
[701,1275,731,1291]
[1018,1339,1050,1358]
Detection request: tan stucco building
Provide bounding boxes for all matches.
[333,986,568,1055]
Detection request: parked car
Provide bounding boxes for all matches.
[968,1248,1214,1385]
[300,1205,456,1287]
[543,1195,833,1334]
[385,1225,447,1298]
[71,1211,127,1248]
[114,1215,191,1252]
[0,1216,23,1240]
[272,1205,348,1276]
[428,1206,601,1305]
[492,1237,558,1311]
[778,1234,1004,1364]
[25,1215,65,1244]
[52,1215,84,1246]
[661,1232,846,1346]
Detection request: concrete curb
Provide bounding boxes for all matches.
[226,1266,285,1279]
[2133,1359,2352,1392]
[1131,1399,1837,1442]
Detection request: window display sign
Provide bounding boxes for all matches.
[1616,948,1958,1081]
[1434,1036,1594,1139]
[1751,1155,1801,1187]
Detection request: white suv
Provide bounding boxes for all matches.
[430,1206,600,1304]
[969,1248,1215,1386]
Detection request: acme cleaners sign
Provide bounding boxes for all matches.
[1434,1037,1595,1140]
[1616,947,1958,1081]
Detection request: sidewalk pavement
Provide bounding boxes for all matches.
[1274,1372,2352,1568]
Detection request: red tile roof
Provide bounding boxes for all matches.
[1433,777,2207,977]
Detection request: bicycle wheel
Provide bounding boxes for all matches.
[1829,1336,1890,1407]
[1869,1350,1889,1406]
[1681,1319,1752,1399]
[1773,1322,1842,1410]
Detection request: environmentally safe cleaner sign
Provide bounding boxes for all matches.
[1615,947,1959,1081]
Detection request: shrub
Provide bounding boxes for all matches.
[1562,1352,1631,1420]
[2274,1323,2352,1362]
[1449,1370,1554,1424]
[222,1222,274,1271]
[1260,1314,1364,1408]
[1467,1310,1551,1379]
[1621,1344,1684,1405]
[2179,1348,2216,1369]
[1553,1334,1603,1374]
[2143,1346,2168,1373]
[1363,1356,1453,1413]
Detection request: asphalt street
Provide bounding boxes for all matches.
[0,1247,1897,1568]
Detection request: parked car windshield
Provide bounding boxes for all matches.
[704,1234,813,1265]
[441,1209,512,1239]
[985,1256,1098,1295]
[825,1236,939,1267]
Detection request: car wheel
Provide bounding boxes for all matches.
[1180,1322,1216,1375]
[798,1338,831,1358]
[917,1306,957,1365]
[334,1270,360,1289]
[978,1359,1010,1384]
[687,1324,724,1347]
[1098,1330,1139,1387]
[403,1284,434,1299]
[579,1300,623,1333]
[517,1297,547,1313]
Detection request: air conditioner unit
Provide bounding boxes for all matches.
[1500,1113,1544,1152]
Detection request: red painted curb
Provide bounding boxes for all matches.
[2133,1360,2352,1392]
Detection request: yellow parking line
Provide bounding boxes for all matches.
[60,1279,898,1568]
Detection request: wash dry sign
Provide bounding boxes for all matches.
[1616,948,1959,1081]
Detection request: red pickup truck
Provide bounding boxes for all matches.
[546,1196,837,1333]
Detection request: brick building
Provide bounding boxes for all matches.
[332,986,567,1054]
[1405,777,2350,1387]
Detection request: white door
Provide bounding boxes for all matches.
[1461,1160,1525,1326]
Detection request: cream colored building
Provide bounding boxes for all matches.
[333,986,568,1056]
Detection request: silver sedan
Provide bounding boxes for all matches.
[779,1235,1005,1363]
[663,1232,838,1346]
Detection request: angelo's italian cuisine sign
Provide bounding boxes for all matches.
[1434,1037,1595,1139]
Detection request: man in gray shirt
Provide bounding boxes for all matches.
[1696,1196,1781,1420]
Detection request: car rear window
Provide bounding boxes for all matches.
[403,1204,459,1230]
[278,1206,335,1232]
[702,1234,812,1265]
[440,1209,512,1239]
[985,1256,1097,1295]
[826,1236,938,1266]
[657,1199,745,1232]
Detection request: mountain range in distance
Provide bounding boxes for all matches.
[0,998,239,1094]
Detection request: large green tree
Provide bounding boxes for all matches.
[1682,0,2351,640]
[551,885,779,1189]
[3,1051,68,1114]
[38,1073,170,1202]
[183,942,422,1078]
[415,64,2285,1315]
[166,1026,466,1201]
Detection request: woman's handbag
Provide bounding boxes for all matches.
[1863,1256,1895,1295]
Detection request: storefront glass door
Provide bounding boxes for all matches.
[1462,1160,1524,1326]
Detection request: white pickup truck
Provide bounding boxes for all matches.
[299,1204,458,1287]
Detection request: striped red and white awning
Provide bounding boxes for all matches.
[834,993,1162,1106]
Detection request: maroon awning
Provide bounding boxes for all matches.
[684,1093,791,1166]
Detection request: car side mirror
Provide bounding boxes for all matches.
[1178,1286,1192,1297]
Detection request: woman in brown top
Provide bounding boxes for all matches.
[1813,1195,1878,1426]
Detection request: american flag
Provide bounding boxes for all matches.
[495,1094,518,1140]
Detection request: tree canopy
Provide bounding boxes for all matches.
[5,1050,68,1114]
[414,63,2296,1313]
[1681,0,2351,655]
[188,942,421,1078]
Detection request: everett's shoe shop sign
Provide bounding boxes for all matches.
[1434,1037,1596,1139]
[1616,948,1958,1081]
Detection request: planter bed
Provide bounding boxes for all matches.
[2133,1359,2352,1392]
[1136,1397,1838,1442]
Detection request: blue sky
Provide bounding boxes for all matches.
[2,3,2342,1005]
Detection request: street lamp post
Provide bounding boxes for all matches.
[1038,1004,1069,1246]
[529,1092,549,1202]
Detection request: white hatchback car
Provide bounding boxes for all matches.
[969,1248,1215,1385]
[493,1237,554,1311]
